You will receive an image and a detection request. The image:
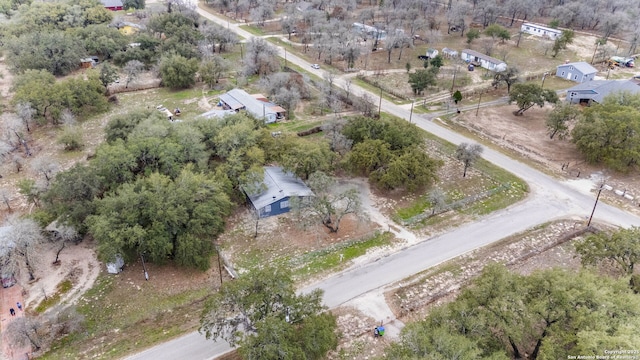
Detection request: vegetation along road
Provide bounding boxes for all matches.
[125,7,640,360]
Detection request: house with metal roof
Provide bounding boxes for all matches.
[244,167,314,218]
[218,89,282,123]
[460,49,507,72]
[100,0,123,10]
[566,79,640,105]
[556,62,597,83]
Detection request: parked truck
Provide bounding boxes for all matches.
[610,56,635,68]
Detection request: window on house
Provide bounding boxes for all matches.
[264,204,271,213]
[561,71,565,76]
[280,200,289,209]
[570,66,573,70]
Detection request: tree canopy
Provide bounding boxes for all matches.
[200,264,338,359]
[572,93,640,171]
[508,83,559,116]
[342,116,441,191]
[87,166,232,269]
[384,264,640,360]
[575,227,640,275]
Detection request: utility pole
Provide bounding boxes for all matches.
[475,91,483,116]
[587,184,604,227]
[378,87,383,117]
[284,48,287,69]
[450,65,458,94]
[409,99,415,123]
[140,253,149,281]
[541,72,549,88]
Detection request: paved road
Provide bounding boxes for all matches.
[124,8,640,360]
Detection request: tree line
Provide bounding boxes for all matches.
[384,228,640,360]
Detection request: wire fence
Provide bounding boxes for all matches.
[402,183,512,226]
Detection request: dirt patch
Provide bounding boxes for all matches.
[23,238,101,311]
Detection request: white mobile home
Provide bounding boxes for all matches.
[460,49,507,72]
[521,23,562,40]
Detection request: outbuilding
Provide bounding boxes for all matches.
[218,89,283,123]
[243,167,314,218]
[556,62,597,83]
[460,49,507,72]
[565,79,640,105]
[100,0,124,11]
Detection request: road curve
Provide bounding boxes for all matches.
[124,8,640,360]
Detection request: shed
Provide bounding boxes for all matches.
[106,255,125,274]
[565,79,640,105]
[243,167,314,218]
[80,58,96,68]
[426,48,439,58]
[100,0,123,10]
[442,48,458,58]
[556,62,597,83]
[460,49,507,72]
[520,23,562,40]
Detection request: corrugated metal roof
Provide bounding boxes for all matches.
[566,79,640,103]
[558,62,597,75]
[100,0,123,7]
[245,167,314,210]
[461,49,505,65]
[227,89,278,121]
[218,93,244,110]
[199,109,237,119]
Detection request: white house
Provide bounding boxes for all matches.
[521,23,562,40]
[460,49,507,72]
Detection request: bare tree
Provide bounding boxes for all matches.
[480,38,495,57]
[243,38,279,76]
[273,88,300,120]
[0,187,12,211]
[428,188,448,215]
[5,306,84,354]
[291,171,363,233]
[30,155,59,184]
[355,93,376,118]
[16,102,36,133]
[59,109,76,126]
[0,216,46,282]
[123,60,145,89]
[455,143,484,178]
[322,119,352,155]
[4,316,47,351]
[50,224,80,265]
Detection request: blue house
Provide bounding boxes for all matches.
[244,167,314,218]
[556,62,597,83]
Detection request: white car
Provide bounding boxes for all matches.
[311,64,320,69]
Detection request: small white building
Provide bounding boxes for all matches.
[521,23,562,40]
[442,48,458,58]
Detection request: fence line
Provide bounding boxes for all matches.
[402,183,511,225]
